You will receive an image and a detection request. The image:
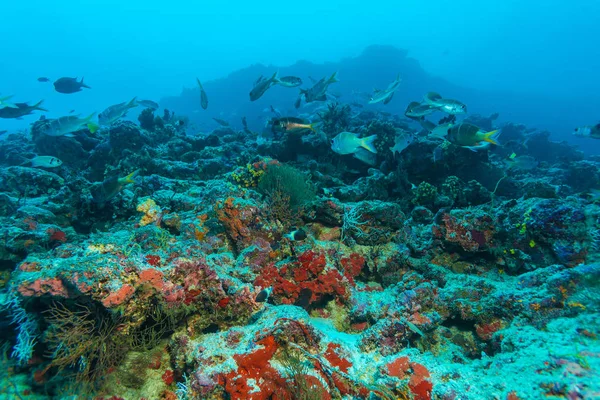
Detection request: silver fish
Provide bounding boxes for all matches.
[138,99,159,110]
[278,76,302,88]
[300,72,339,103]
[368,74,401,104]
[197,79,208,110]
[249,72,280,101]
[29,156,63,168]
[39,113,98,136]
[98,97,138,126]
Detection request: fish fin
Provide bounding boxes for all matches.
[87,123,99,133]
[128,97,138,108]
[31,100,47,112]
[328,71,339,83]
[64,133,76,138]
[360,134,378,154]
[464,146,480,152]
[196,78,203,90]
[83,112,97,122]
[80,77,91,89]
[483,129,501,145]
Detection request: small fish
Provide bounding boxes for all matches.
[368,74,401,104]
[138,99,159,110]
[283,228,307,241]
[250,72,280,101]
[278,76,303,88]
[255,287,272,303]
[331,132,377,155]
[39,113,98,136]
[69,109,76,113]
[390,133,414,156]
[350,102,364,108]
[98,97,138,126]
[405,101,437,119]
[0,100,46,119]
[423,92,467,114]
[196,79,208,110]
[300,72,339,103]
[447,123,501,151]
[26,156,63,168]
[53,77,91,94]
[505,155,538,171]
[424,122,454,140]
[213,118,230,127]
[37,77,50,82]
[0,130,7,136]
[0,95,17,109]
[91,170,139,204]
[294,95,302,109]
[272,117,315,133]
[573,124,600,139]
[436,99,467,115]
[241,116,250,131]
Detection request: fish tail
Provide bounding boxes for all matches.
[128,97,138,108]
[329,71,339,84]
[80,77,91,89]
[196,78,203,90]
[483,129,501,145]
[87,123,99,133]
[361,134,378,154]
[123,170,140,184]
[32,100,48,112]
[271,71,280,83]
[307,123,316,133]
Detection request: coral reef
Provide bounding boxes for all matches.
[0,96,599,400]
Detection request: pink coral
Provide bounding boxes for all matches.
[101,284,135,307]
[18,278,69,297]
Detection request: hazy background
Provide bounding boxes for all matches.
[1,0,598,148]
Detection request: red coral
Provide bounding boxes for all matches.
[408,363,432,400]
[340,253,365,284]
[18,278,69,298]
[162,370,174,385]
[385,358,432,400]
[324,343,352,373]
[475,319,504,341]
[218,335,287,400]
[101,284,135,308]
[46,228,67,243]
[218,297,230,308]
[145,254,161,267]
[254,250,348,306]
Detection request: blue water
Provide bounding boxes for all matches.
[1,0,599,149]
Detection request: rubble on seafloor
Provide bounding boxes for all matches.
[0,109,598,400]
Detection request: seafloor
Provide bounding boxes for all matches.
[0,104,599,400]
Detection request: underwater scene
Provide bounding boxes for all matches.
[1,1,599,399]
